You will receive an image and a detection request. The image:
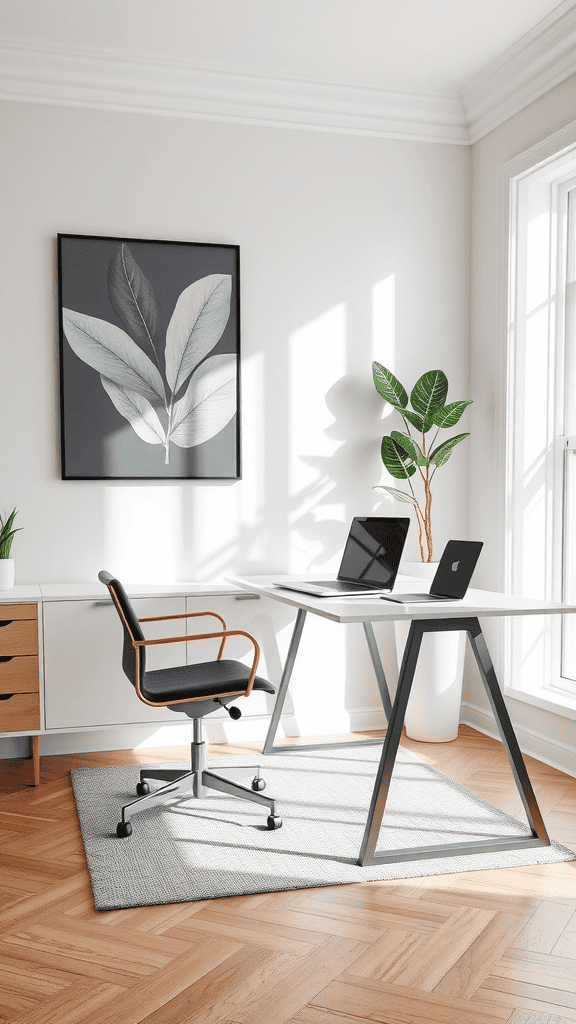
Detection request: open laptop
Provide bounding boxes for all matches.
[273,517,409,597]
[380,539,483,603]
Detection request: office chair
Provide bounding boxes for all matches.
[98,571,282,838]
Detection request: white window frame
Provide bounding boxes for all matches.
[503,122,576,721]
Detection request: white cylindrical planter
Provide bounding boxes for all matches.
[395,560,466,742]
[0,558,15,591]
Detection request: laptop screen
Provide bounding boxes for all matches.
[338,517,409,588]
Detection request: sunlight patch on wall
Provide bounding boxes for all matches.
[372,274,396,423]
[289,304,346,573]
[372,274,395,361]
[238,351,266,564]
[104,486,183,582]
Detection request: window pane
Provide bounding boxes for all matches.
[562,445,576,683]
[560,193,576,689]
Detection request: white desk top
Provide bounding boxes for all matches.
[228,574,576,624]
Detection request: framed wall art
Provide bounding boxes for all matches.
[57,233,240,479]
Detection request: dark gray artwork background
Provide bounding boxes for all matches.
[58,235,240,479]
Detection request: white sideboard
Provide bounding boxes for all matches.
[0,582,278,784]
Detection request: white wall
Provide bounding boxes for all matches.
[465,76,576,772]
[1,100,470,581]
[0,99,469,752]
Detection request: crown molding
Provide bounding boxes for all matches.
[0,37,469,145]
[462,0,576,144]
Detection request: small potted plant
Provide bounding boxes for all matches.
[372,363,472,563]
[0,508,21,591]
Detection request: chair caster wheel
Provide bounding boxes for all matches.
[252,776,266,791]
[267,815,282,830]
[116,821,132,838]
[136,781,150,796]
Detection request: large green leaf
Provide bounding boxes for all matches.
[381,435,417,479]
[401,408,433,433]
[410,370,448,416]
[390,430,429,466]
[431,400,473,429]
[372,363,408,408]
[429,432,470,467]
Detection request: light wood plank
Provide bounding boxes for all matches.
[434,912,529,998]
[1,980,125,1024]
[551,911,576,959]
[138,947,295,1024]
[74,940,280,1024]
[389,906,496,990]
[230,936,370,1024]
[508,1010,576,1023]
[473,984,576,1022]
[166,917,319,956]
[489,950,576,992]
[513,903,576,954]
[346,926,425,980]
[313,975,511,1023]
[481,974,576,1011]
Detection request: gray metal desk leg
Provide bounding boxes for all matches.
[262,611,391,755]
[358,617,550,866]
[467,619,549,843]
[363,621,392,720]
[358,619,424,865]
[262,608,307,754]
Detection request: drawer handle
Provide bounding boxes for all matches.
[0,693,15,701]
[234,594,260,601]
[0,620,13,628]
[0,656,14,664]
[93,600,112,607]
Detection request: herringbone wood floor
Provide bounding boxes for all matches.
[0,726,575,1024]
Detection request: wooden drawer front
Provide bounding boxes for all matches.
[0,693,40,732]
[0,656,39,694]
[0,603,37,620]
[0,620,39,656]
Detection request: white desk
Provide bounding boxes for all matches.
[230,574,576,867]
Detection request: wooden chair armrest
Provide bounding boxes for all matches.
[133,629,261,694]
[138,611,227,657]
[139,610,227,628]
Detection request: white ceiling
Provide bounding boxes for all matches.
[0,0,567,95]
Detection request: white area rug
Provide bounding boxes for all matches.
[71,746,575,911]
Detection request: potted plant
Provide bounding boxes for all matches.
[372,363,472,563]
[372,364,473,742]
[0,508,21,591]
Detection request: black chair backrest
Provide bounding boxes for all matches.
[98,571,145,687]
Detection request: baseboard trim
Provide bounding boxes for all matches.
[461,700,576,779]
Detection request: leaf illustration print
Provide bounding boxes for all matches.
[62,243,235,465]
[100,377,166,446]
[169,355,237,448]
[107,243,162,367]
[165,274,232,394]
[62,308,166,405]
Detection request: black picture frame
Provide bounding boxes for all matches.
[57,233,241,480]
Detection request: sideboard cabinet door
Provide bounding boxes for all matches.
[43,598,192,730]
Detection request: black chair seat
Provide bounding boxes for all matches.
[141,659,276,705]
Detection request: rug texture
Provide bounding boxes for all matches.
[71,746,575,911]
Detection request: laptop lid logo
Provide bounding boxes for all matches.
[452,561,460,572]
